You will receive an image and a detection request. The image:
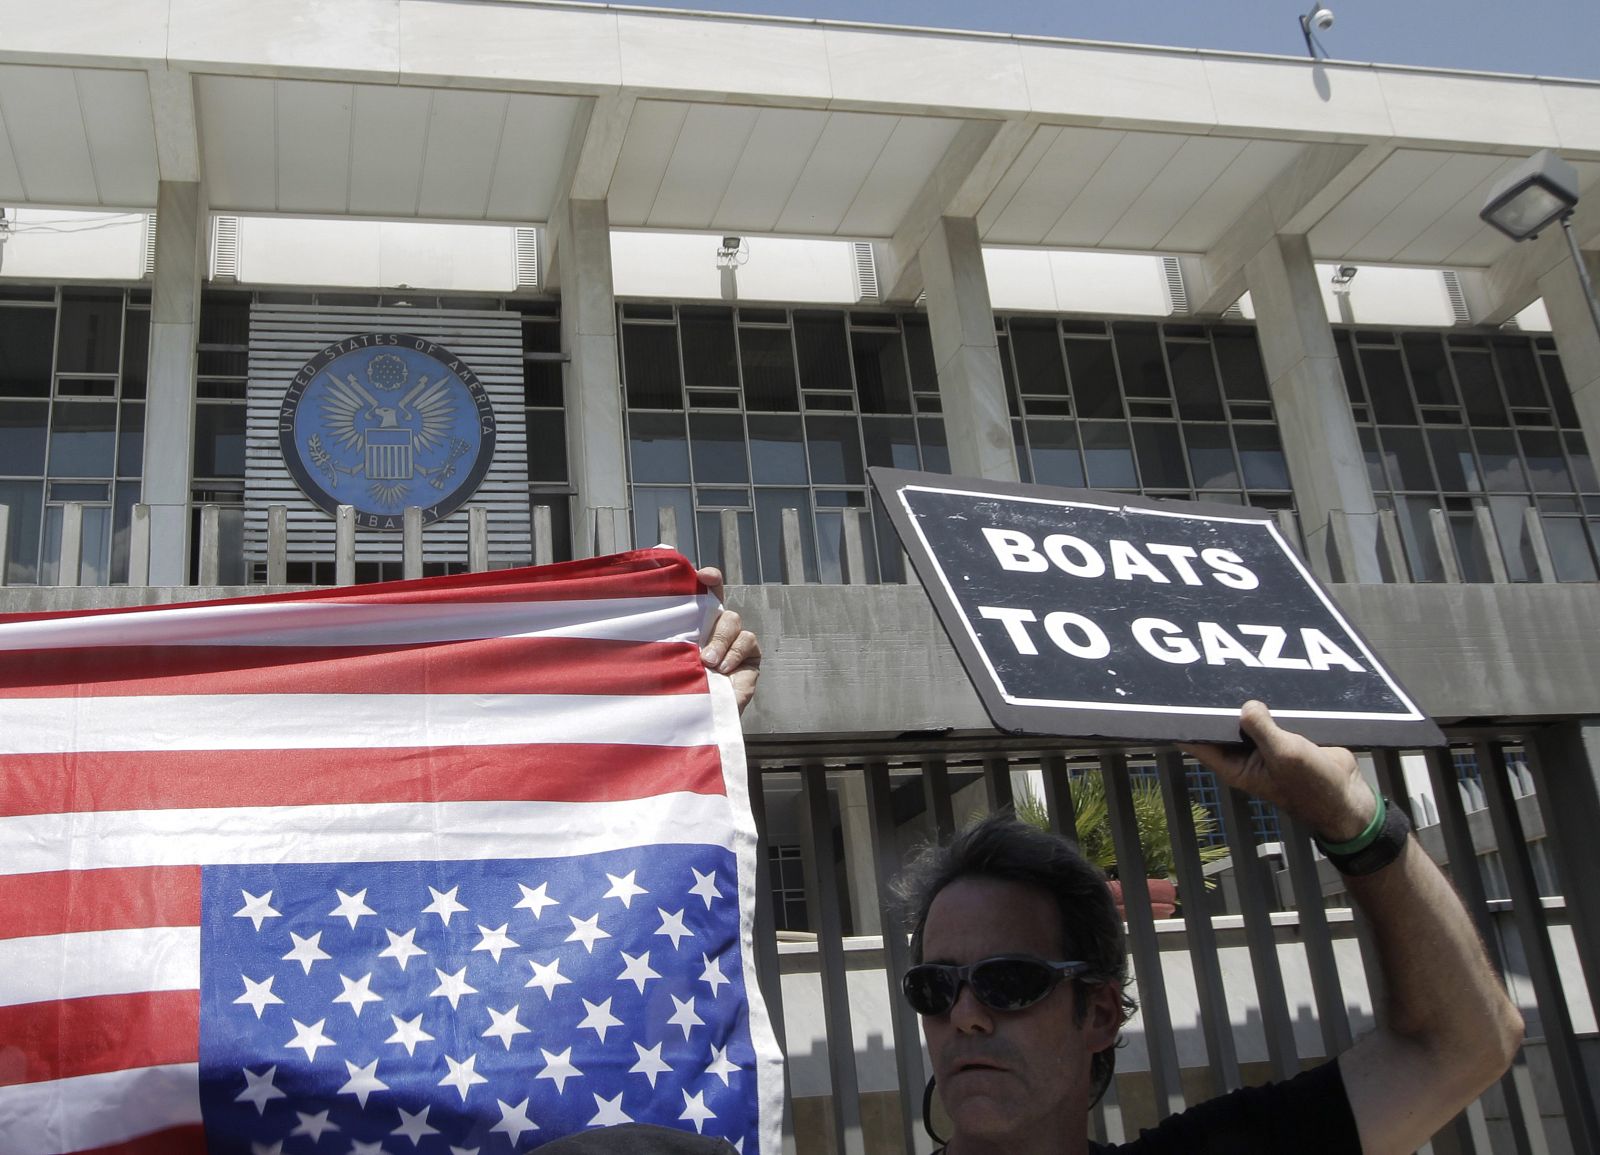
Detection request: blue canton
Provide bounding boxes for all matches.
[200,848,755,1153]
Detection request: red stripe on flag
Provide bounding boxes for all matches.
[0,637,707,698]
[2,742,727,818]
[0,991,199,1087]
[0,866,201,941]
[79,1125,208,1155]
[0,548,706,627]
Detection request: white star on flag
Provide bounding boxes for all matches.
[482,1005,531,1050]
[282,930,331,974]
[536,1046,583,1093]
[250,1142,284,1155]
[378,927,427,971]
[689,868,721,908]
[602,870,648,908]
[589,1092,633,1127]
[423,885,469,926]
[680,1089,717,1133]
[284,1017,336,1062]
[706,1043,741,1086]
[667,994,704,1040]
[491,1098,538,1144]
[234,974,283,1018]
[630,1041,673,1088]
[234,889,281,931]
[392,1105,441,1146]
[430,966,479,1009]
[471,922,518,963]
[565,912,611,953]
[338,1058,389,1108]
[349,1142,387,1155]
[329,887,376,928]
[514,881,560,919]
[450,1149,481,1155]
[291,1109,340,1140]
[655,907,693,949]
[439,1053,488,1101]
[385,1013,435,1056]
[617,950,661,993]
[576,997,623,1043]
[235,1065,285,1113]
[699,953,730,996]
[332,972,383,1017]
[525,957,572,998]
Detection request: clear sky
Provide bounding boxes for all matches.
[624,0,1600,81]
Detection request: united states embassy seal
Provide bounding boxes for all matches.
[279,333,497,529]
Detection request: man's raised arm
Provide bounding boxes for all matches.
[1185,702,1523,1155]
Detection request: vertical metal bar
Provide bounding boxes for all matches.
[656,502,678,549]
[921,756,955,843]
[0,503,10,587]
[1521,507,1557,583]
[195,503,217,586]
[335,505,356,586]
[719,508,744,584]
[1477,739,1600,1152]
[56,501,84,587]
[841,508,867,586]
[1157,751,1241,1093]
[403,507,423,580]
[1274,508,1303,558]
[266,505,287,585]
[1328,509,1358,582]
[1430,508,1464,583]
[593,506,617,556]
[798,764,866,1155]
[982,756,1014,814]
[1474,505,1509,583]
[1219,783,1300,1080]
[1521,736,1600,1030]
[745,762,798,1155]
[866,761,925,1155]
[780,507,805,584]
[1378,507,1411,582]
[1423,747,1545,1155]
[533,504,554,567]
[128,503,151,586]
[468,507,489,573]
[1278,811,1352,1055]
[1040,753,1079,846]
[1092,1078,1126,1146]
[1101,753,1184,1117]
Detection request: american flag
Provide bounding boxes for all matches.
[0,550,782,1154]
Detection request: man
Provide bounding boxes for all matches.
[896,701,1524,1155]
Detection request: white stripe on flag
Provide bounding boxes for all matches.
[0,692,714,755]
[0,927,201,1008]
[2,793,739,877]
[0,595,716,650]
[0,1063,203,1154]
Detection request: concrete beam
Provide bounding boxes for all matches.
[543,92,635,290]
[1467,192,1600,325]
[147,66,200,183]
[875,117,1034,305]
[1182,142,1393,318]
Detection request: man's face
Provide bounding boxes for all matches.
[918,876,1119,1153]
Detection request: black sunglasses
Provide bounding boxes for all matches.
[902,955,1091,1016]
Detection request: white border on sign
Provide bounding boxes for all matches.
[897,484,1427,724]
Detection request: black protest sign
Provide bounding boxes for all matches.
[871,468,1443,747]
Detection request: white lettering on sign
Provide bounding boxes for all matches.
[981,529,1048,573]
[1124,619,1366,671]
[1043,535,1105,577]
[978,605,1041,654]
[979,528,1261,589]
[1042,612,1111,660]
[1199,548,1259,590]
[1132,618,1200,664]
[1303,628,1365,671]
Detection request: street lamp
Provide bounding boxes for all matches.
[1479,148,1600,338]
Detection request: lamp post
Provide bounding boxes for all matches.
[1479,148,1600,340]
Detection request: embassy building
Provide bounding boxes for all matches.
[2,3,1600,1152]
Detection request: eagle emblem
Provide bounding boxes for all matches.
[280,334,497,529]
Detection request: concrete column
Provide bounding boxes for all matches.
[559,198,631,555]
[836,775,880,936]
[1538,249,1600,463]
[1245,234,1382,583]
[142,180,206,585]
[921,216,1018,481]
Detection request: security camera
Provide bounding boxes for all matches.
[1310,7,1335,31]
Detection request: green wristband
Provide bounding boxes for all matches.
[1317,785,1386,855]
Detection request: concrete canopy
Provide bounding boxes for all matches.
[1,0,1599,312]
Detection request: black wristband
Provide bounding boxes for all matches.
[1316,797,1412,876]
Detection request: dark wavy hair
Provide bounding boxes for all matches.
[894,814,1137,1106]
